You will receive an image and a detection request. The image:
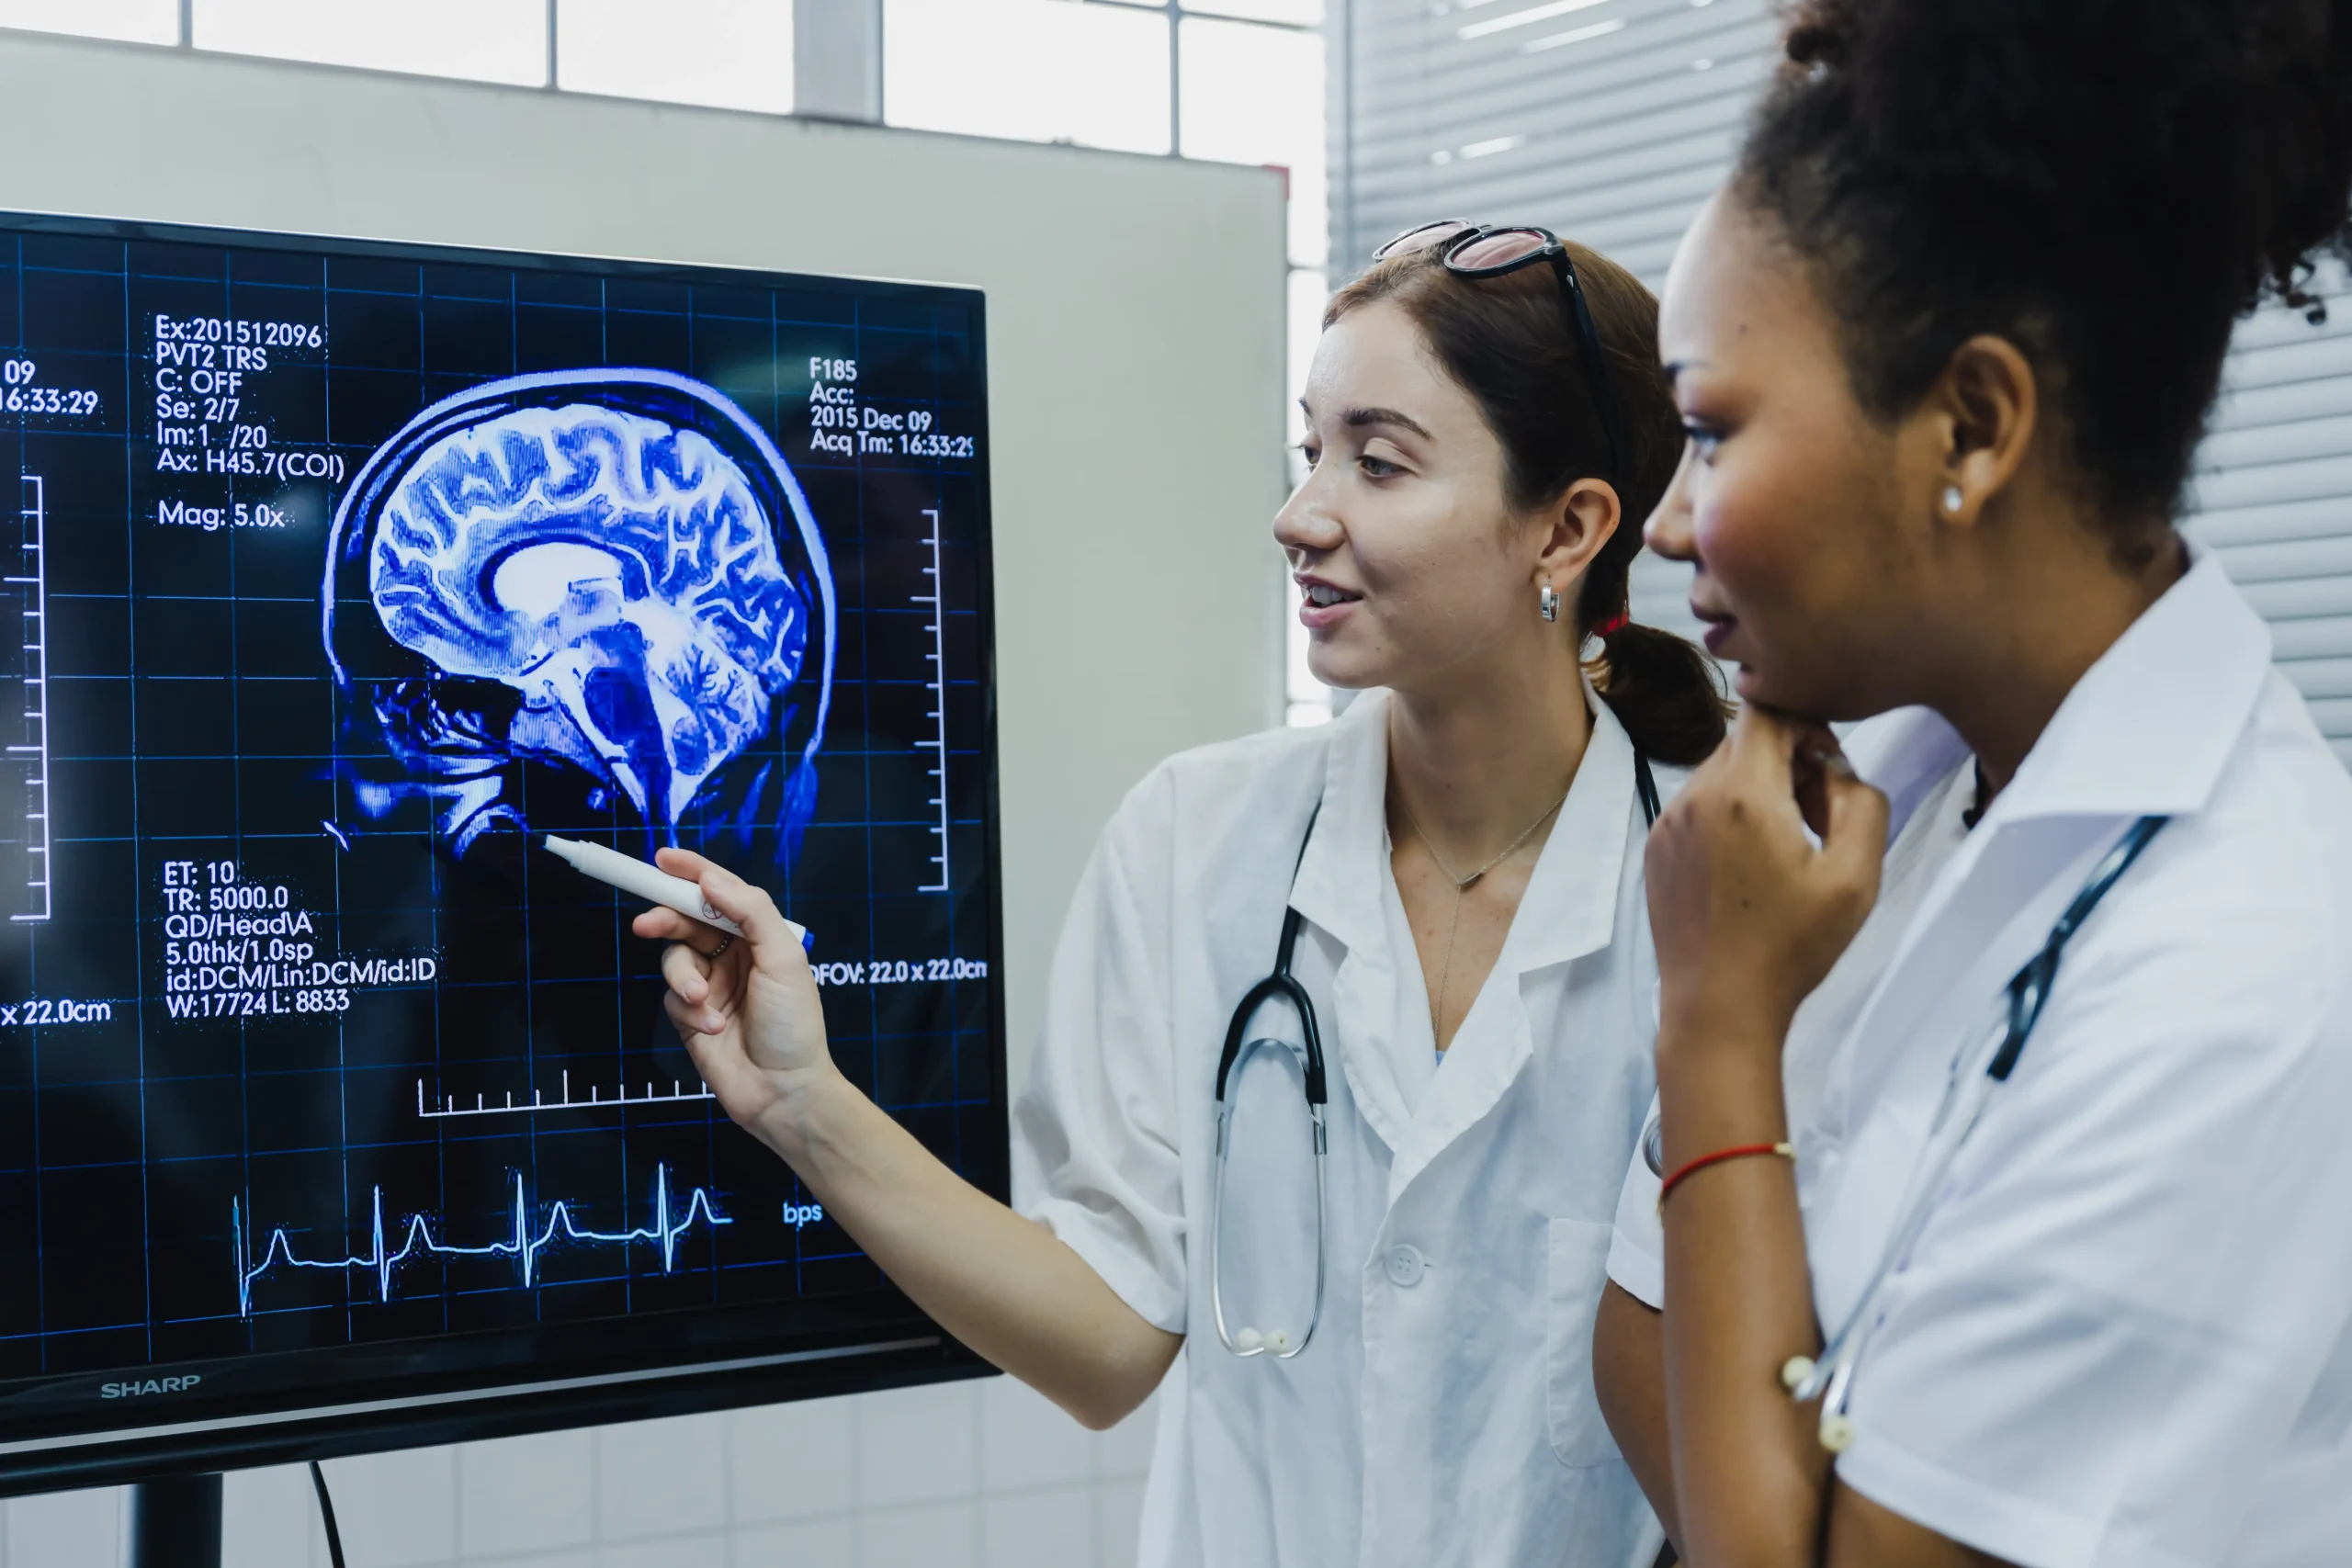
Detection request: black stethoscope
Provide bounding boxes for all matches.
[1207,754,1661,1359]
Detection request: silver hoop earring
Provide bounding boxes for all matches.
[1539,584,1560,623]
[1942,485,1965,515]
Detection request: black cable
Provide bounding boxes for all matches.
[309,1460,348,1568]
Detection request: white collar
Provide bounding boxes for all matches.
[1986,542,2268,827]
[1844,542,2267,834]
[1505,689,1638,975]
[1848,707,1973,846]
[1287,683,1637,976]
[1288,685,1646,1187]
[1815,545,2270,1135]
[1284,690,1392,961]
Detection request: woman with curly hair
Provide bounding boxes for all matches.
[1593,3,2352,1564]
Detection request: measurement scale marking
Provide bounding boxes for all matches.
[8,476,49,921]
[416,1068,717,1122]
[915,509,951,892]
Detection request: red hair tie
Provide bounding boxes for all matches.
[1594,613,1629,637]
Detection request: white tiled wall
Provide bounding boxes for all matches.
[0,1378,1157,1568]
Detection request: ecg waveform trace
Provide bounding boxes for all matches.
[232,1164,732,1317]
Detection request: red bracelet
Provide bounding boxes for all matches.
[1657,1141,1795,1208]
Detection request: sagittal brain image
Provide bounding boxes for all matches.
[325,369,835,866]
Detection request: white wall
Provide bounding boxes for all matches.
[4,1378,1159,1567]
[0,26,1289,1568]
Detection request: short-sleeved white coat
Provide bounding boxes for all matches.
[1619,548,2352,1567]
[1013,687,1670,1568]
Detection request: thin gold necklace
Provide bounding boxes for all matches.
[1392,784,1567,1046]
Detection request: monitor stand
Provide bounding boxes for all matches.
[129,1472,220,1568]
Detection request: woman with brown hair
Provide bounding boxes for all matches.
[637,224,1721,1567]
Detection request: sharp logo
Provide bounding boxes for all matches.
[99,1374,201,1400]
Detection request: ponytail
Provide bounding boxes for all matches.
[1577,510,1729,767]
[1590,622,1729,767]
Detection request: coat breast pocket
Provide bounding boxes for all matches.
[1544,1216,1622,1468]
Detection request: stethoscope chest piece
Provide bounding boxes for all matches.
[1210,958,1331,1360]
[1209,795,1334,1363]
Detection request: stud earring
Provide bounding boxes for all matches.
[1942,485,1965,515]
[1539,583,1560,623]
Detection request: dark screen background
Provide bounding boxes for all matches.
[0,221,998,1385]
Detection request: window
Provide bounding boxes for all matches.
[0,0,175,43]
[191,0,548,85]
[1179,15,1326,267]
[885,0,1173,156]
[1191,0,1324,19]
[557,0,793,115]
[887,0,1330,724]
[1148,6,1331,723]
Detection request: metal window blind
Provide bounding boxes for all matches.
[1333,0,2352,761]
[2190,265,2352,767]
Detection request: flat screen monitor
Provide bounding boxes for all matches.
[0,212,1002,1491]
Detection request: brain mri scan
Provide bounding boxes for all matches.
[0,217,998,1474]
[324,369,836,865]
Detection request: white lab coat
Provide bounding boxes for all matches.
[1013,688,1670,1568]
[1613,547,2352,1567]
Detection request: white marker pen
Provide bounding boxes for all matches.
[542,835,807,946]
